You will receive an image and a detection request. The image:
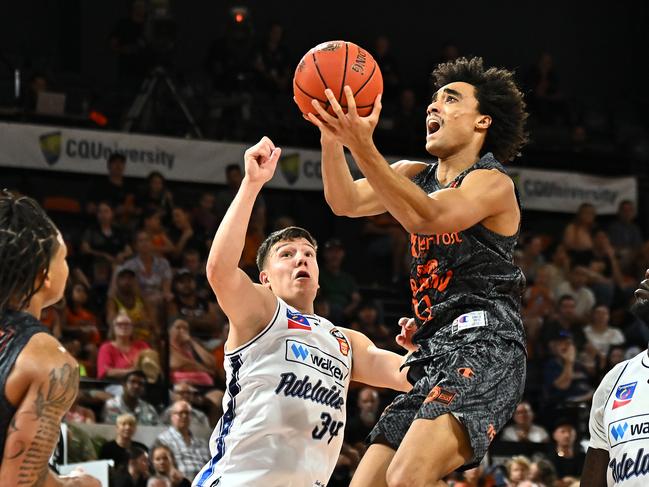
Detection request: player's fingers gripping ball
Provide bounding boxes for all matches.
[293,40,383,118]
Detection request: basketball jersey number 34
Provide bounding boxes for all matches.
[193,297,352,487]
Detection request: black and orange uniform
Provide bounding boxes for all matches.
[0,310,50,456]
[369,153,527,466]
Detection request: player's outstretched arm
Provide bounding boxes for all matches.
[0,334,100,487]
[206,137,281,344]
[339,327,412,392]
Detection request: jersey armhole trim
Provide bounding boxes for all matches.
[224,300,281,356]
[603,362,630,410]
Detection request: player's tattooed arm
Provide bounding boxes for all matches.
[1,337,98,486]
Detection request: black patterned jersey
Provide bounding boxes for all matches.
[406,153,526,364]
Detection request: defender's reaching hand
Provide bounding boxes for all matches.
[244,136,282,185]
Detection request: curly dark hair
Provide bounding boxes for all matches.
[256,226,318,272]
[431,56,529,162]
[0,190,61,313]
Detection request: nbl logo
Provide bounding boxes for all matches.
[613,382,637,409]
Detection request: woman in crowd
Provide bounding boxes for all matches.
[151,444,191,487]
[97,312,153,380]
[169,318,217,387]
[99,413,148,470]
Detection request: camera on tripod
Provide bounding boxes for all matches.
[142,0,178,64]
[122,0,202,138]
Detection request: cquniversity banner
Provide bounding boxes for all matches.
[0,122,638,207]
[509,167,637,214]
[0,122,326,190]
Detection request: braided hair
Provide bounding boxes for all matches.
[0,190,61,313]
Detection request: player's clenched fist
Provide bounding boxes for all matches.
[244,136,282,185]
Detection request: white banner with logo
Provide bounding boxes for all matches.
[509,167,637,215]
[0,122,638,213]
[0,122,325,190]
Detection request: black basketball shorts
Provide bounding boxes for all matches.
[368,334,526,466]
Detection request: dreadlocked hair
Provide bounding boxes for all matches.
[432,56,529,162]
[0,190,60,313]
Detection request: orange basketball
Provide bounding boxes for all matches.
[293,40,383,118]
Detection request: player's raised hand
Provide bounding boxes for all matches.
[395,317,418,353]
[244,136,282,185]
[306,86,382,153]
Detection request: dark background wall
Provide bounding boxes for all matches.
[2,0,647,103]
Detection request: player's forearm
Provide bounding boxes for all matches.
[350,144,434,234]
[366,347,413,392]
[321,138,358,215]
[206,179,262,280]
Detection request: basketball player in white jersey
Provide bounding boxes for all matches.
[582,268,649,486]
[193,137,414,487]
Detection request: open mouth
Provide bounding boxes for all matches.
[427,118,441,135]
[295,270,310,280]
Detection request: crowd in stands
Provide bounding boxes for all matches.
[8,141,645,485]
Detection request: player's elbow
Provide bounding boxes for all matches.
[324,193,353,216]
[403,214,434,235]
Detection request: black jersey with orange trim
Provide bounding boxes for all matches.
[405,152,526,363]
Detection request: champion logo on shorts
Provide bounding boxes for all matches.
[458,367,475,379]
[287,309,311,331]
[424,385,456,406]
[487,424,497,443]
[451,311,487,334]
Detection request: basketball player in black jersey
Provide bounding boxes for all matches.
[0,192,99,486]
[306,57,529,486]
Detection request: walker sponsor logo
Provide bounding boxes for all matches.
[285,339,350,382]
[37,131,176,170]
[609,414,649,447]
[274,372,345,411]
[609,448,649,483]
[611,422,629,442]
[613,381,637,409]
[39,131,62,165]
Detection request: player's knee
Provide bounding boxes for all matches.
[386,461,442,487]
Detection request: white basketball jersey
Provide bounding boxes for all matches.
[589,349,649,486]
[193,297,352,487]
